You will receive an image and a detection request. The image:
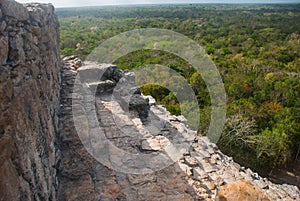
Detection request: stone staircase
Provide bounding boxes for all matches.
[57,57,300,201]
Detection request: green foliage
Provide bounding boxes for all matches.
[142,84,170,101]
[60,48,75,56]
[255,127,291,166]
[199,107,211,135]
[141,84,181,116]
[58,4,300,175]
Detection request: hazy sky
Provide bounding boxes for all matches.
[17,0,300,7]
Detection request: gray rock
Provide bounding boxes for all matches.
[222,171,236,184]
[199,161,218,173]
[202,180,216,190]
[1,0,29,21]
[193,167,209,180]
[77,63,122,83]
[193,151,211,160]
[127,174,156,185]
[141,137,164,151]
[0,35,8,65]
[144,95,156,105]
[184,156,199,167]
[9,35,25,64]
[0,20,6,32]
[254,180,269,189]
[177,115,188,124]
[177,162,192,176]
[129,94,150,122]
[88,80,116,95]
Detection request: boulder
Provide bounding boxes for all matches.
[129,94,150,122]
[88,80,116,95]
[217,179,270,201]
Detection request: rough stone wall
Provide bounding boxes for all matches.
[0,1,60,200]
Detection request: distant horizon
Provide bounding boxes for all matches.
[17,0,300,8]
[56,2,300,9]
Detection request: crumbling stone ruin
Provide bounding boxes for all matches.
[0,1,299,200]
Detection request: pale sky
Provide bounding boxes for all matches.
[17,0,300,8]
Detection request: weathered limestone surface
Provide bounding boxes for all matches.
[57,58,300,201]
[0,1,60,200]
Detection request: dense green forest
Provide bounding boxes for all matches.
[57,4,300,176]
